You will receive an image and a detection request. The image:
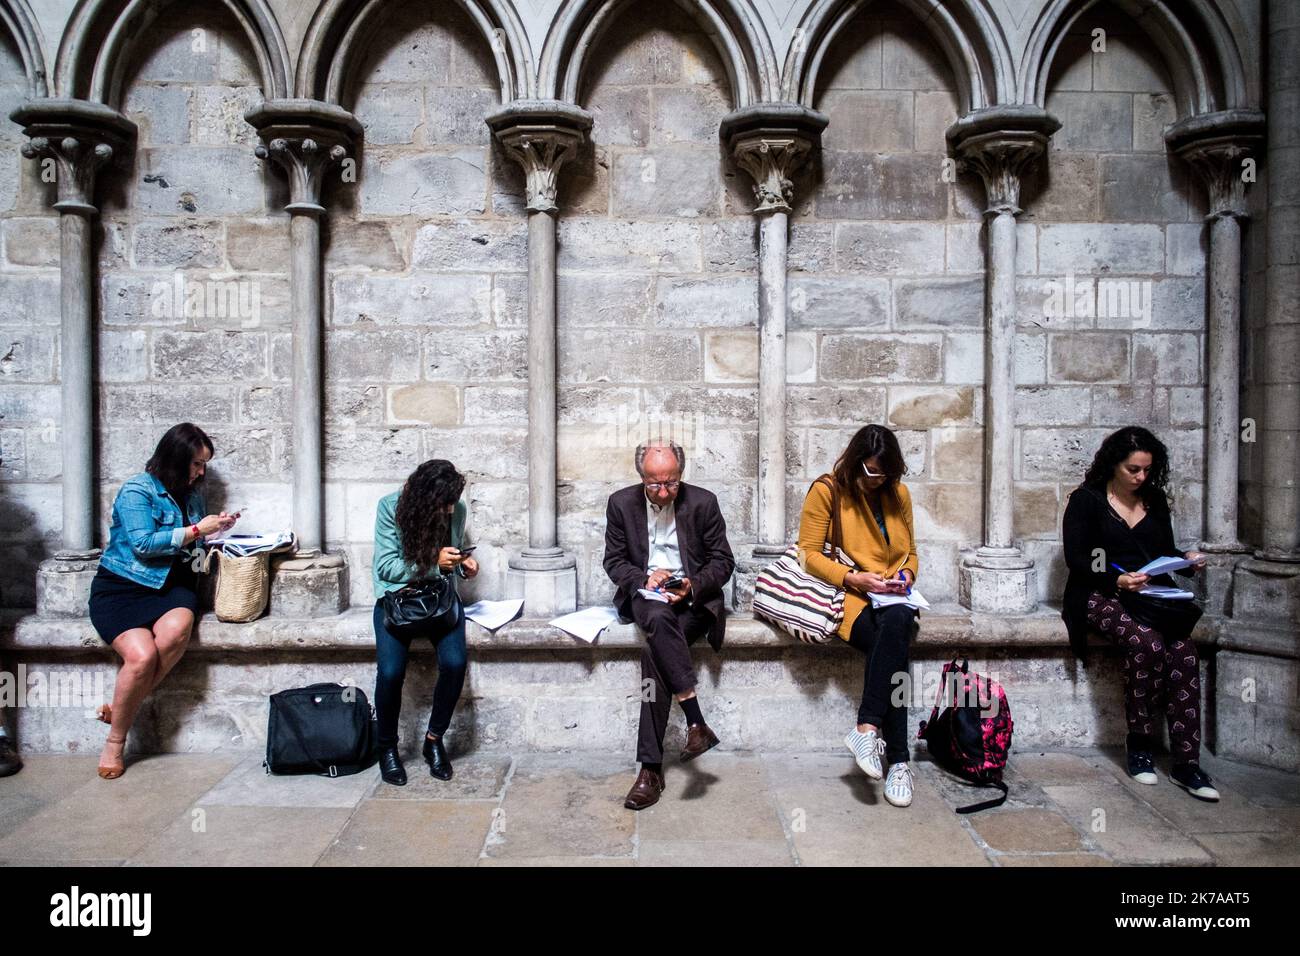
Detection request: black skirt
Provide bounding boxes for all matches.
[88,560,200,645]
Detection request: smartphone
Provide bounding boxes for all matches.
[662,575,684,590]
[456,546,477,557]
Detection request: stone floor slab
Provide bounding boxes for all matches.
[994,853,1114,866]
[637,839,795,866]
[478,855,634,867]
[317,800,495,866]
[636,754,787,843]
[1043,783,1213,865]
[0,755,238,861]
[130,806,353,866]
[967,808,1086,853]
[0,755,98,836]
[760,754,990,866]
[484,754,635,860]
[1197,751,1300,809]
[198,757,380,808]
[369,755,512,801]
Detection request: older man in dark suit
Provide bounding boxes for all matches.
[604,440,736,810]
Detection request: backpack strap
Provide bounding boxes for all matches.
[955,779,1009,815]
[813,475,847,565]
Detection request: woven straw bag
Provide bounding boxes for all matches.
[201,549,271,623]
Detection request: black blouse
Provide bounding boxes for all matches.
[1060,482,1193,657]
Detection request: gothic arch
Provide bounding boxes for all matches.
[0,0,49,96]
[54,0,291,104]
[784,0,1013,113]
[1021,0,1253,117]
[297,0,532,104]
[539,0,779,108]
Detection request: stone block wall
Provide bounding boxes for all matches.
[0,0,1227,611]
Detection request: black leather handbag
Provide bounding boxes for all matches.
[380,573,462,638]
[264,682,376,777]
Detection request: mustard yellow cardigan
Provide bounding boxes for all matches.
[796,478,920,641]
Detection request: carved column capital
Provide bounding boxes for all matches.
[720,103,827,215]
[12,98,135,216]
[948,107,1060,217]
[487,100,593,213]
[246,99,362,213]
[1166,110,1266,220]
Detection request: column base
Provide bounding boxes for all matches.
[1196,550,1246,617]
[268,551,349,618]
[36,551,101,618]
[506,548,577,617]
[960,549,1037,613]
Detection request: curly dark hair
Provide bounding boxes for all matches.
[832,424,909,507]
[395,459,466,577]
[1083,426,1171,511]
[146,423,214,500]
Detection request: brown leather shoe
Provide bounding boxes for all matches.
[680,722,720,761]
[623,767,665,810]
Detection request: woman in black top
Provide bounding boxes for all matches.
[1061,426,1218,801]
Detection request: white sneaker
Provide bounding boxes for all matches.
[884,762,913,807]
[844,728,885,780]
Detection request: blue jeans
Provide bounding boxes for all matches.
[373,601,467,750]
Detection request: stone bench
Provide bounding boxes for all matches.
[0,607,1223,757]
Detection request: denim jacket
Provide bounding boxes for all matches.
[372,490,466,598]
[98,472,205,589]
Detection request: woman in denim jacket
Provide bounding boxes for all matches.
[89,423,238,778]
[372,459,477,786]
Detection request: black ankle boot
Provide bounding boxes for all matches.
[379,746,407,786]
[423,733,453,781]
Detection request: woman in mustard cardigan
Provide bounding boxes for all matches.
[797,424,919,807]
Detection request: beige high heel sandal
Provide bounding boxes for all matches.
[97,736,126,779]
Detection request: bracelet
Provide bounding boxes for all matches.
[191,524,200,539]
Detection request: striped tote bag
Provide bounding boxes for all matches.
[753,476,853,644]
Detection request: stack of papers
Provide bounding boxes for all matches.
[550,606,621,643]
[208,530,295,556]
[462,599,525,631]
[1137,556,1195,575]
[868,588,931,610]
[1137,585,1196,600]
[636,588,670,603]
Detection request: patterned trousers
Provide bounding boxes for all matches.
[1085,590,1201,762]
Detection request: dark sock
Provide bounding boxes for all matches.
[1126,731,1152,753]
[680,696,703,727]
[642,762,662,775]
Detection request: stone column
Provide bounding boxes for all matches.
[1219,3,1299,772]
[1166,111,1265,555]
[12,100,134,617]
[720,104,827,566]
[487,100,592,616]
[247,100,361,616]
[950,107,1060,614]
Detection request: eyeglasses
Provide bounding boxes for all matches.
[644,481,680,493]
[861,463,886,479]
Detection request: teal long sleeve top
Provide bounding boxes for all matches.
[372,490,467,598]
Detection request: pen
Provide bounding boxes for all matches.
[1109,562,1127,574]
[897,570,911,596]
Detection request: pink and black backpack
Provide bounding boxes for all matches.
[918,659,1013,814]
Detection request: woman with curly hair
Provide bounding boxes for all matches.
[372,459,478,786]
[1062,426,1217,801]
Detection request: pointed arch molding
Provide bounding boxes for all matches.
[784,0,1014,114]
[539,0,780,108]
[0,0,49,96]
[53,0,291,104]
[1021,0,1252,117]
[298,0,533,104]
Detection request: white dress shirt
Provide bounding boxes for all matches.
[646,491,683,576]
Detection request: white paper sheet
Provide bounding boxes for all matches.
[1137,555,1195,576]
[549,606,621,643]
[867,588,932,611]
[1137,585,1196,600]
[462,598,525,632]
[207,530,295,556]
[636,588,670,603]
